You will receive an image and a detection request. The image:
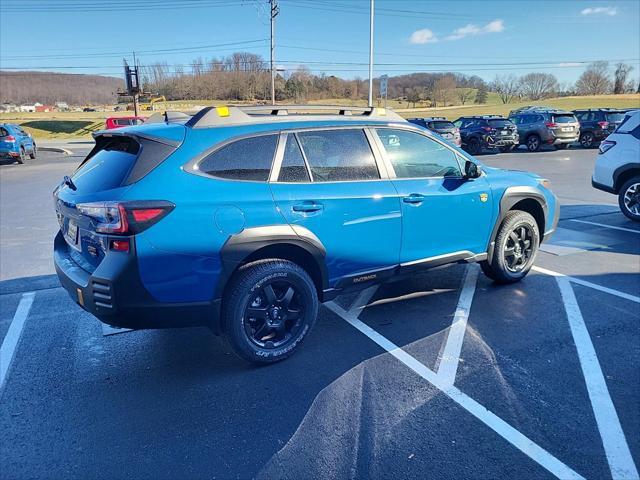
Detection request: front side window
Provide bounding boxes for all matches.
[199,134,278,181]
[296,129,379,182]
[374,128,461,179]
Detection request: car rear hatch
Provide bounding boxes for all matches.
[487,119,517,137]
[548,113,579,138]
[0,125,16,153]
[431,121,458,140]
[604,111,626,133]
[54,126,183,272]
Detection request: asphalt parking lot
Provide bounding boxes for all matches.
[1,145,638,480]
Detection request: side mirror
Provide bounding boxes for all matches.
[464,160,482,179]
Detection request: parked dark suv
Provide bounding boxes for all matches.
[573,109,627,148]
[508,108,580,151]
[407,117,462,146]
[452,116,519,154]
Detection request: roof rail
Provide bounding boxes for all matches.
[185,104,405,128]
[145,110,195,124]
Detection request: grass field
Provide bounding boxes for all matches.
[2,94,638,139]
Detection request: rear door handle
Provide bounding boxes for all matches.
[292,202,323,213]
[403,194,425,204]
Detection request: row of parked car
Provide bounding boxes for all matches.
[408,106,630,154]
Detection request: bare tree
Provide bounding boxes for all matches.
[433,75,457,107]
[491,74,520,104]
[519,73,558,100]
[575,61,611,95]
[456,88,474,105]
[613,63,633,94]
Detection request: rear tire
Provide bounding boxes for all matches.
[526,134,541,152]
[618,177,640,222]
[580,132,595,148]
[481,210,540,284]
[222,259,319,364]
[17,147,26,164]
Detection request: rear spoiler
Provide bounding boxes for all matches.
[91,129,181,147]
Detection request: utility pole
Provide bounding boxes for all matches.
[270,0,279,105]
[368,0,374,108]
[132,52,139,117]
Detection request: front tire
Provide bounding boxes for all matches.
[29,144,37,159]
[618,177,640,222]
[481,210,540,284]
[580,132,595,148]
[526,134,541,152]
[222,259,319,364]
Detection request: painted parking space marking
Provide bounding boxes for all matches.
[326,287,585,480]
[532,266,640,303]
[436,264,479,387]
[569,218,640,234]
[0,291,35,391]
[556,277,639,480]
[101,323,133,336]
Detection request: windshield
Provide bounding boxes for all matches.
[605,113,625,123]
[552,114,577,124]
[488,119,513,128]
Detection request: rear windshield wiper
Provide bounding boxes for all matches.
[63,175,77,191]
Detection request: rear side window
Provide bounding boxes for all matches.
[0,127,8,137]
[296,129,379,182]
[278,135,310,183]
[72,137,140,191]
[199,134,278,181]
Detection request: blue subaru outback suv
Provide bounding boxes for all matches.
[53,105,558,364]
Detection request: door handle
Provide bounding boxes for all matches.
[403,194,425,204]
[292,202,323,213]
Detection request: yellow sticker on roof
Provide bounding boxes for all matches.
[216,106,230,117]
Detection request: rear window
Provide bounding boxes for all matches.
[72,137,140,191]
[488,119,512,128]
[552,114,577,124]
[605,112,625,123]
[199,134,278,181]
[431,121,455,129]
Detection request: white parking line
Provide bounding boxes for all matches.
[0,292,35,391]
[556,277,639,480]
[532,266,640,303]
[436,264,479,387]
[326,289,585,480]
[570,219,640,234]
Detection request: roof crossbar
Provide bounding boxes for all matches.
[184,104,405,128]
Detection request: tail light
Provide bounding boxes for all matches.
[77,201,174,235]
[599,140,616,154]
[545,122,557,128]
[3,135,16,142]
[598,121,609,129]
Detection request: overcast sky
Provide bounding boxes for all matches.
[1,0,639,84]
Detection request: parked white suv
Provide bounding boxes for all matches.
[592,110,640,221]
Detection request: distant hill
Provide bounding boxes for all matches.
[0,71,123,105]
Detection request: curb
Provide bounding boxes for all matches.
[39,147,73,155]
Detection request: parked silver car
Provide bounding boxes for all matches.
[509,108,580,151]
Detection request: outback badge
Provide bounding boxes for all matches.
[480,193,489,203]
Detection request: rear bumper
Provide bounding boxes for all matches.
[485,135,519,148]
[54,231,221,331]
[0,150,19,158]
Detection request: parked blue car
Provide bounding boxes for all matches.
[0,123,37,164]
[53,105,559,363]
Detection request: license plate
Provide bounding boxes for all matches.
[501,130,509,135]
[65,220,78,245]
[562,127,573,132]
